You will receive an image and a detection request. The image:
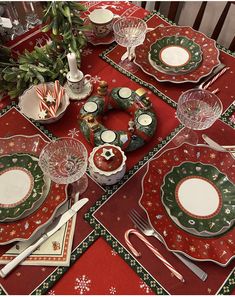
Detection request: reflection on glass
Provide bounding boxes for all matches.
[113,17,147,73]
[23,2,41,30]
[175,89,223,145]
[4,2,25,39]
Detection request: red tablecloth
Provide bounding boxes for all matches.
[0,1,234,295]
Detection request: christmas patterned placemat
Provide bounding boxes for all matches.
[0,106,105,295]
[85,119,235,295]
[100,11,235,112]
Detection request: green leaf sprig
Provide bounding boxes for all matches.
[0,1,89,99]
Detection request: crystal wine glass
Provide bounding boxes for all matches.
[175,88,223,145]
[39,138,88,194]
[113,16,147,73]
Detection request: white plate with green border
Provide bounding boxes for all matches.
[161,161,235,237]
[149,35,202,74]
[0,153,45,222]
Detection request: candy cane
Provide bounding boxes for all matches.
[203,67,230,90]
[42,84,47,97]
[35,88,45,101]
[125,229,185,283]
[49,105,56,117]
[39,100,43,111]
[53,80,60,98]
[39,99,51,113]
[55,87,64,112]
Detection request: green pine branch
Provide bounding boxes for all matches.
[0,1,90,99]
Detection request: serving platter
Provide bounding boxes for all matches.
[149,35,202,74]
[134,25,220,83]
[139,143,235,266]
[0,135,68,245]
[0,153,45,222]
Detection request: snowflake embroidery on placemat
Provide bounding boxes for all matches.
[82,49,93,56]
[91,75,101,83]
[139,280,151,294]
[109,286,117,294]
[74,275,91,294]
[48,290,55,295]
[68,128,80,138]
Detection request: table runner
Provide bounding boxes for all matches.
[0,1,234,295]
[84,2,235,295]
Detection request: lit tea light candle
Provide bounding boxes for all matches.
[137,114,152,126]
[118,87,132,99]
[101,130,117,143]
[67,53,79,79]
[84,102,98,113]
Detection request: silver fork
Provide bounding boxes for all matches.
[129,210,208,281]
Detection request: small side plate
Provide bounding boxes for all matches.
[149,35,202,74]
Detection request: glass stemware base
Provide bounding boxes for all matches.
[173,128,198,146]
[118,58,139,73]
[72,174,88,195]
[113,16,147,75]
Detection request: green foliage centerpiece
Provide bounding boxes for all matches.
[0,2,90,98]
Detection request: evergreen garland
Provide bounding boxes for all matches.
[0,1,90,98]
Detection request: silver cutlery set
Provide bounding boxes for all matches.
[0,196,89,278]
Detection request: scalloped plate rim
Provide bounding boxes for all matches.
[0,134,68,245]
[134,24,220,83]
[138,142,235,266]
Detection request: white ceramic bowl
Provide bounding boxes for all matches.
[18,82,70,124]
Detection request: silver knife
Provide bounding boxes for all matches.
[202,134,228,152]
[0,198,89,278]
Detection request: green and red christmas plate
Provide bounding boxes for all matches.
[0,135,68,245]
[0,153,45,222]
[139,143,235,266]
[134,25,220,83]
[149,35,202,74]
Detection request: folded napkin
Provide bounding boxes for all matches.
[0,198,77,267]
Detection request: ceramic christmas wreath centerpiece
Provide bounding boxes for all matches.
[79,87,157,152]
